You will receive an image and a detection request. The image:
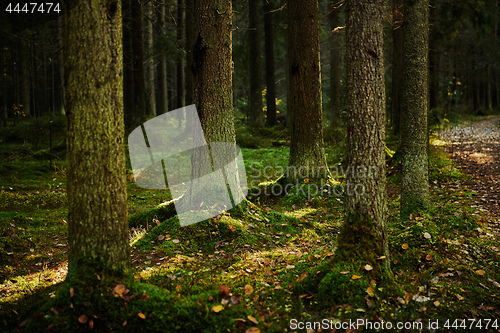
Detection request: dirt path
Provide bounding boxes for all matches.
[439,117,500,218]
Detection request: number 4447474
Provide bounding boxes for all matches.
[6,3,61,14]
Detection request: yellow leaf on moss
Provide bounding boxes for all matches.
[212,305,224,313]
[138,312,146,319]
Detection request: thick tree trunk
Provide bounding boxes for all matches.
[145,0,156,116]
[391,0,403,135]
[287,0,329,181]
[336,0,390,278]
[64,0,130,277]
[400,0,430,218]
[263,0,277,127]
[248,0,264,127]
[329,2,341,127]
[193,0,234,143]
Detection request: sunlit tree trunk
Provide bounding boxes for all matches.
[400,0,430,218]
[64,0,130,280]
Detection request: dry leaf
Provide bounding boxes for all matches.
[141,294,149,301]
[175,285,182,291]
[476,270,485,276]
[364,264,373,271]
[212,305,224,313]
[351,275,361,280]
[138,312,146,319]
[113,284,126,297]
[244,284,254,295]
[78,314,88,324]
[366,286,375,297]
[246,328,260,333]
[402,243,409,250]
[89,319,94,329]
[426,254,432,261]
[339,271,350,274]
[218,285,231,297]
[70,287,74,298]
[423,232,432,239]
[172,239,180,244]
[158,235,165,241]
[229,224,236,232]
[247,315,259,325]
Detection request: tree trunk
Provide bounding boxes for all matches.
[21,40,31,117]
[192,0,234,143]
[391,0,403,135]
[248,0,264,127]
[329,2,341,127]
[131,0,147,125]
[429,2,440,112]
[400,0,430,218]
[177,0,186,128]
[157,0,169,114]
[263,0,277,127]
[185,0,194,106]
[287,0,329,182]
[64,0,130,280]
[123,0,135,125]
[145,0,156,116]
[335,0,390,278]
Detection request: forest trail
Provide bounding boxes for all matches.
[439,117,500,219]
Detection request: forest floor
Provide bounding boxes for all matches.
[0,115,500,332]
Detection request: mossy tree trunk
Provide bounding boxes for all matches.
[248,0,264,127]
[263,0,277,127]
[192,0,235,143]
[335,0,391,279]
[400,0,430,219]
[64,0,131,278]
[287,0,329,182]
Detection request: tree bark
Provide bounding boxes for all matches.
[158,0,169,114]
[145,0,156,116]
[391,0,403,135]
[64,0,130,278]
[336,0,390,278]
[131,0,147,125]
[263,0,277,127]
[248,0,264,127]
[185,0,194,106]
[329,2,341,127]
[122,0,135,125]
[400,0,430,218]
[287,0,329,181]
[429,2,440,112]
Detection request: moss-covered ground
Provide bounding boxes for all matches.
[1,115,500,332]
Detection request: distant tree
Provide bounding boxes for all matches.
[329,2,341,127]
[335,0,391,278]
[131,0,147,125]
[185,0,194,106]
[248,0,264,127]
[391,0,403,135]
[287,0,329,181]
[145,0,156,116]
[64,0,130,287]
[400,0,430,219]
[177,0,186,110]
[157,0,169,114]
[263,0,277,127]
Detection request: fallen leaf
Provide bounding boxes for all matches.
[141,294,149,301]
[423,232,432,239]
[70,287,74,298]
[456,294,464,301]
[78,314,88,324]
[246,328,260,333]
[244,284,254,295]
[212,305,224,313]
[402,243,409,250]
[113,284,126,297]
[364,264,373,271]
[218,285,231,297]
[366,286,375,297]
[89,319,94,329]
[339,271,350,274]
[138,312,146,319]
[175,285,182,291]
[476,270,485,276]
[172,239,180,244]
[247,315,258,325]
[351,275,361,280]
[158,235,165,241]
[229,224,236,232]
[426,254,432,261]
